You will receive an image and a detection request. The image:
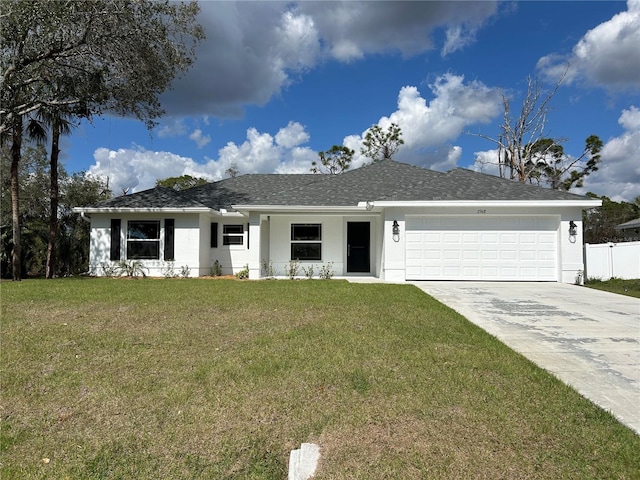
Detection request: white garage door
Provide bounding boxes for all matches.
[405,215,559,281]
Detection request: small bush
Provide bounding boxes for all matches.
[179,265,191,278]
[236,264,249,280]
[285,259,300,280]
[303,265,315,279]
[211,260,222,277]
[261,259,276,279]
[319,262,334,280]
[101,262,119,277]
[117,260,147,278]
[161,262,177,278]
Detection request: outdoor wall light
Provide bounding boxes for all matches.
[569,220,577,237]
[392,220,400,242]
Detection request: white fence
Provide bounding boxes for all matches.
[584,241,640,280]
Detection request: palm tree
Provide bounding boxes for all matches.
[38,108,74,278]
[4,114,47,280]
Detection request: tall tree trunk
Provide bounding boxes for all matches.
[10,116,22,281]
[46,120,60,279]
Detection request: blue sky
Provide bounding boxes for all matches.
[62,1,639,201]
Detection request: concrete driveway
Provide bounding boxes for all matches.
[411,282,640,435]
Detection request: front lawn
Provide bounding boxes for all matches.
[585,277,640,298]
[2,278,638,479]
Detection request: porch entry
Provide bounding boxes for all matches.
[347,222,370,273]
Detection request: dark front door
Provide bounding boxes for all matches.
[347,222,370,273]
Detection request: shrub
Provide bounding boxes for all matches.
[236,264,249,280]
[319,262,334,280]
[261,259,276,279]
[117,260,147,278]
[100,262,119,277]
[285,259,300,280]
[303,265,315,279]
[161,262,177,278]
[211,260,222,277]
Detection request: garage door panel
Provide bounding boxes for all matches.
[481,233,498,243]
[482,250,498,260]
[500,233,517,244]
[444,232,461,243]
[424,233,441,243]
[463,250,479,260]
[520,250,536,260]
[405,215,558,281]
[500,250,517,260]
[463,233,478,243]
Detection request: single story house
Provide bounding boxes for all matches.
[74,159,601,283]
[615,217,640,241]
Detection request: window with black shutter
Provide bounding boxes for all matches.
[211,222,218,248]
[110,219,121,261]
[164,219,175,261]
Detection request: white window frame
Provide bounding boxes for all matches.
[223,224,244,246]
[126,220,161,260]
[291,223,322,261]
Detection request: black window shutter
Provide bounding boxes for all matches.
[211,222,218,248]
[164,219,175,260]
[110,219,121,260]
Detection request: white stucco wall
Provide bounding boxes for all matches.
[381,208,407,282]
[381,205,588,284]
[89,213,202,277]
[197,213,212,276]
[88,215,111,272]
[87,204,590,283]
[209,218,252,276]
[558,208,587,284]
[267,215,345,277]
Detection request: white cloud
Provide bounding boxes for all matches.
[471,149,501,177]
[274,121,310,148]
[189,129,211,149]
[341,74,502,170]
[275,10,320,70]
[274,146,318,174]
[577,106,640,201]
[88,124,318,193]
[88,147,217,194]
[537,0,640,92]
[156,119,187,138]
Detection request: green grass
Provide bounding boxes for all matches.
[585,277,640,298]
[1,278,639,479]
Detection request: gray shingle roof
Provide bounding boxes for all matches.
[89,186,210,209]
[615,218,640,230]
[88,160,593,210]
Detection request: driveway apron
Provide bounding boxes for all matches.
[411,282,640,435]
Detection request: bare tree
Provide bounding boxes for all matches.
[475,74,565,182]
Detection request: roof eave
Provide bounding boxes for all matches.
[371,199,603,208]
[232,204,371,215]
[72,207,219,214]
